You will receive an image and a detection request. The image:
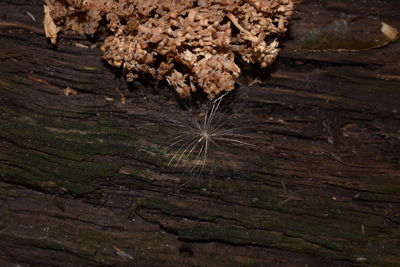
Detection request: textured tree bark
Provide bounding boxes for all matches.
[1,0,399,266]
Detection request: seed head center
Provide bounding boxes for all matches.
[198,132,208,142]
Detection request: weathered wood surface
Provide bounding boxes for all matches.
[1,0,399,266]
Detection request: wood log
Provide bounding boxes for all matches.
[0,0,399,265]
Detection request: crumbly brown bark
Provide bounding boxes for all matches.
[44,0,294,98]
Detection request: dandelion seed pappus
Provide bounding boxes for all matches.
[165,92,255,186]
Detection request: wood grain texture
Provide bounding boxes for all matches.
[0,0,399,266]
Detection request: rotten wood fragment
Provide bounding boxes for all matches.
[0,0,399,266]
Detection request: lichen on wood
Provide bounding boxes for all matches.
[44,0,294,98]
